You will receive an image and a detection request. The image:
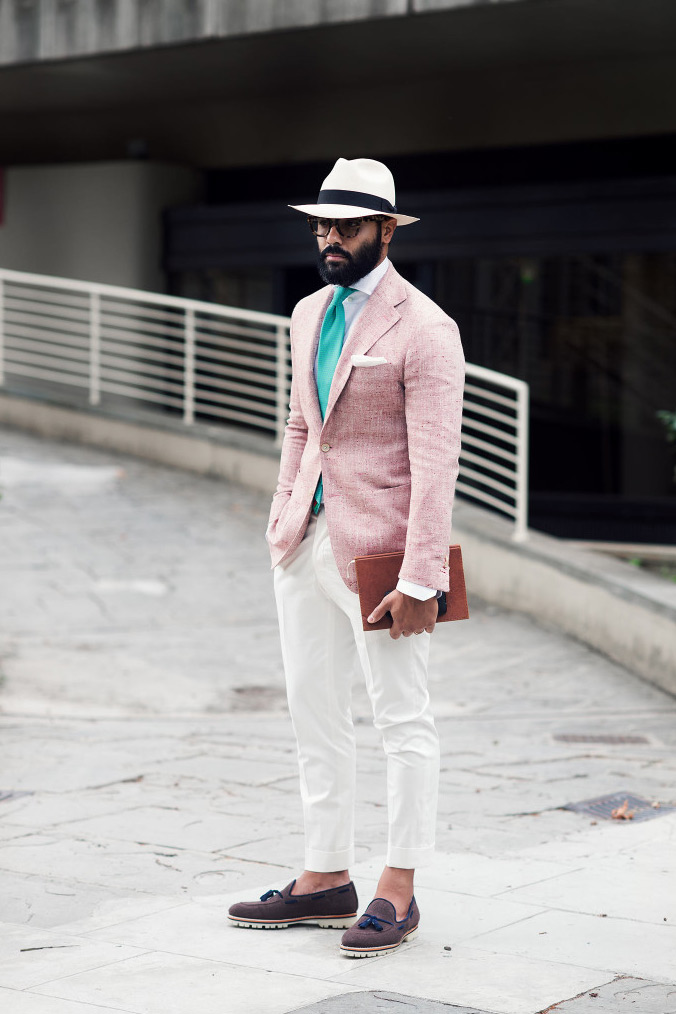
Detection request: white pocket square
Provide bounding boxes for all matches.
[351,355,388,367]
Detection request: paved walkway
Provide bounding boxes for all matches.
[1,426,675,1014]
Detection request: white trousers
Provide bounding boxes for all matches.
[273,509,439,872]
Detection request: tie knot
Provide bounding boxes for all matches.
[331,286,356,308]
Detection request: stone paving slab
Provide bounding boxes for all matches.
[542,976,676,1013]
[2,427,676,1014]
[290,990,490,1012]
[329,941,608,1014]
[290,978,676,1013]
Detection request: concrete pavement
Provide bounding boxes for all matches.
[1,425,675,1014]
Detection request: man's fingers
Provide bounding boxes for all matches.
[388,603,404,640]
[368,592,396,625]
[369,592,438,639]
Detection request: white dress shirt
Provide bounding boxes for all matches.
[319,258,436,603]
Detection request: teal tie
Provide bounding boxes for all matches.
[313,285,355,512]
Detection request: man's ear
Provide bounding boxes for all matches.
[381,218,397,248]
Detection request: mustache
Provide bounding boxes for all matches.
[321,245,353,262]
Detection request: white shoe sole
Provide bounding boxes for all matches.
[228,915,356,930]
[340,926,418,957]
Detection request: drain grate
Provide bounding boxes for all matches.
[563,791,676,822]
[0,790,33,803]
[554,733,649,744]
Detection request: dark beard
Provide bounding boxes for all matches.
[317,223,383,287]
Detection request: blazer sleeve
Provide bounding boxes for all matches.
[268,322,309,527]
[399,317,465,591]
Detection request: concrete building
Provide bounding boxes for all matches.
[0,0,675,540]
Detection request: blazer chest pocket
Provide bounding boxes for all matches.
[347,358,401,407]
[351,355,388,368]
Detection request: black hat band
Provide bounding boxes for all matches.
[317,189,397,214]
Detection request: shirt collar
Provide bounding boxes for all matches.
[340,257,390,297]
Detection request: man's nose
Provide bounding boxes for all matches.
[326,223,343,244]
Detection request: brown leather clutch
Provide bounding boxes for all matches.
[354,546,469,632]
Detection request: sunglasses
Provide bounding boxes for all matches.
[307,215,386,239]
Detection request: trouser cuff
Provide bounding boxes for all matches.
[305,846,355,872]
[386,844,435,869]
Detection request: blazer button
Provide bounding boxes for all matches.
[321,443,331,452]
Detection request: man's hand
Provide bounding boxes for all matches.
[368,590,438,640]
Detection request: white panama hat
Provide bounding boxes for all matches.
[289,157,419,226]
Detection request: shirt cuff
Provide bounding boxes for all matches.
[396,578,437,601]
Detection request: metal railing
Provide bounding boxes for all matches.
[458,363,529,542]
[0,267,529,539]
[0,268,291,443]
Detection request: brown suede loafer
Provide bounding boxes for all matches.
[228,880,358,930]
[340,896,420,957]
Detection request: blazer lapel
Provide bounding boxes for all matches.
[323,266,406,424]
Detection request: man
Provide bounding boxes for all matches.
[228,158,465,957]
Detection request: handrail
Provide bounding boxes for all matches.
[0,267,291,327]
[0,267,529,539]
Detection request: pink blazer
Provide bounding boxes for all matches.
[267,264,465,593]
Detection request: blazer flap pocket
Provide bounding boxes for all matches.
[351,355,388,367]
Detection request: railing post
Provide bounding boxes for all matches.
[184,306,195,425]
[0,276,4,385]
[89,291,101,405]
[204,0,219,34]
[275,324,288,447]
[513,382,530,541]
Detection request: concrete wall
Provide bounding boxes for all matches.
[0,0,524,64]
[141,60,676,168]
[0,161,199,290]
[454,501,676,699]
[1,2,673,170]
